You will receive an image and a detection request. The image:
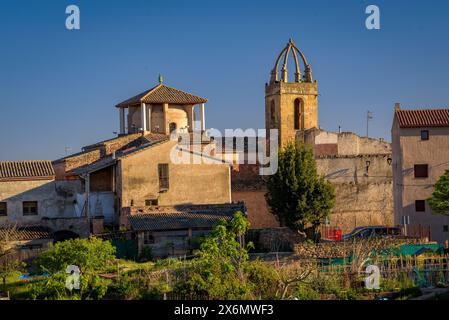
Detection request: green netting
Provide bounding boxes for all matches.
[397,244,443,256]
[319,244,444,268]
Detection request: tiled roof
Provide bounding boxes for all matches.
[116,84,207,107]
[115,135,169,159]
[128,203,246,231]
[70,156,116,175]
[0,161,55,180]
[396,108,449,128]
[0,226,53,241]
[66,133,170,175]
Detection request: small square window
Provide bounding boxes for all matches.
[414,164,428,178]
[444,225,449,232]
[0,202,7,216]
[421,130,429,140]
[415,200,426,212]
[23,201,38,216]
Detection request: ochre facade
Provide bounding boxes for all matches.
[265,81,318,147]
[118,140,231,208]
[265,39,318,147]
[392,108,449,244]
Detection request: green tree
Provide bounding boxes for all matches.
[266,142,336,234]
[174,211,254,299]
[35,236,116,273]
[30,237,115,300]
[428,169,449,216]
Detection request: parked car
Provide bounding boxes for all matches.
[342,226,402,241]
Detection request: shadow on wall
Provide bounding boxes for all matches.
[0,180,81,225]
[53,230,80,242]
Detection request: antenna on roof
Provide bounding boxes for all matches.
[366,110,373,138]
[158,74,164,84]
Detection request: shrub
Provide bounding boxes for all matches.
[173,212,254,299]
[141,282,172,300]
[107,275,141,300]
[294,284,321,300]
[35,237,116,273]
[29,272,109,300]
[245,260,279,299]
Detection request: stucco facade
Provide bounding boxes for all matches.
[0,179,82,225]
[392,109,449,244]
[233,151,394,233]
[117,140,231,209]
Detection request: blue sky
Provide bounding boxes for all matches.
[1,0,449,160]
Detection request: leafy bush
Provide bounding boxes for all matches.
[173,212,255,299]
[29,272,109,300]
[107,275,141,300]
[141,282,172,300]
[26,237,115,300]
[294,284,321,300]
[35,237,116,273]
[244,260,279,299]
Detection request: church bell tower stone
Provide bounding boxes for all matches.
[265,39,318,147]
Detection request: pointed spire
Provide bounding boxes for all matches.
[158,74,164,84]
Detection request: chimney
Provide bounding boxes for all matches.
[394,102,401,111]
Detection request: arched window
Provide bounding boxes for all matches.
[270,101,276,123]
[294,99,301,130]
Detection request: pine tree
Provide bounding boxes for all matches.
[428,169,449,216]
[266,142,335,234]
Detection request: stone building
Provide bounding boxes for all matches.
[122,203,245,258]
[265,39,318,148]
[392,106,449,243]
[232,39,394,233]
[0,160,88,242]
[52,82,239,256]
[305,128,393,232]
[1,83,241,256]
[0,160,57,225]
[0,226,53,252]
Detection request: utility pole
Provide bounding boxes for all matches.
[366,110,373,137]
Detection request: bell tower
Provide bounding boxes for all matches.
[265,39,318,147]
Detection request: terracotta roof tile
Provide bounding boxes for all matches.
[116,84,207,107]
[128,203,246,231]
[396,109,449,128]
[0,161,55,180]
[0,226,53,241]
